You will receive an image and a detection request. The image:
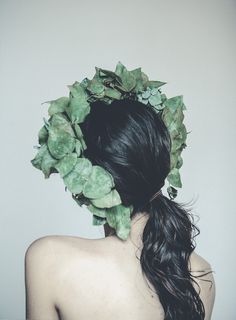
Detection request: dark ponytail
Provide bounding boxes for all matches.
[140,194,205,319]
[81,98,211,320]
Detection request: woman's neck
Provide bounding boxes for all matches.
[103,212,149,249]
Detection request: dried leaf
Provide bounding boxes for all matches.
[83,166,115,199]
[63,158,93,194]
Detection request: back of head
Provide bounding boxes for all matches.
[80,98,171,213]
[80,98,206,320]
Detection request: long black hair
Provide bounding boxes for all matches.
[80,98,207,319]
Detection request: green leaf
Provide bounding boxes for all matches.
[105,204,132,240]
[38,126,48,145]
[141,71,149,89]
[130,67,145,93]
[161,106,175,127]
[92,214,107,226]
[80,137,87,151]
[80,77,90,90]
[31,144,58,178]
[142,89,151,99]
[146,80,167,89]
[47,127,75,159]
[114,62,134,90]
[74,123,83,139]
[104,87,122,100]
[152,103,165,112]
[87,204,107,218]
[161,93,167,102]
[54,153,77,178]
[167,167,182,188]
[75,140,82,156]
[164,95,184,113]
[176,154,183,169]
[170,152,178,170]
[83,166,115,199]
[31,144,48,170]
[46,97,69,116]
[41,148,58,178]
[97,67,122,84]
[63,158,93,194]
[90,189,122,208]
[87,79,105,95]
[148,93,162,106]
[50,113,75,136]
[67,81,88,100]
[68,97,90,124]
[114,61,136,92]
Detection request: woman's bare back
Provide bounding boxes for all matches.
[25,235,215,320]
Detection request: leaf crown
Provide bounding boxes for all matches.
[31,61,188,240]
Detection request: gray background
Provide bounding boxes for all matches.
[0,0,235,319]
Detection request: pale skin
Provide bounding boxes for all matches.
[25,212,215,320]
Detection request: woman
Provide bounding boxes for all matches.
[25,98,215,319]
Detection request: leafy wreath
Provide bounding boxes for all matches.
[31,61,188,240]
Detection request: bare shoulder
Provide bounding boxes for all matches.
[25,234,110,271]
[25,234,117,292]
[189,251,216,320]
[25,235,126,319]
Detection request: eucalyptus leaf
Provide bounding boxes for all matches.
[31,144,48,170]
[43,117,50,129]
[104,87,122,100]
[92,214,107,226]
[164,95,183,113]
[146,80,167,89]
[130,67,144,93]
[75,140,82,156]
[38,125,48,145]
[31,144,58,178]
[141,71,149,89]
[83,165,115,199]
[68,97,90,124]
[161,93,167,102]
[176,155,183,169]
[90,189,122,208]
[50,113,74,136]
[149,93,162,106]
[105,204,132,240]
[97,67,122,84]
[87,204,107,218]
[63,158,93,194]
[162,106,174,127]
[68,81,88,100]
[151,88,159,95]
[153,103,165,112]
[142,90,151,99]
[74,123,83,139]
[80,77,90,90]
[114,61,136,92]
[87,79,105,95]
[142,98,149,105]
[54,153,77,178]
[167,167,182,188]
[41,147,58,178]
[80,137,87,151]
[47,127,75,159]
[47,97,69,116]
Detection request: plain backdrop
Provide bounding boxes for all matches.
[0,0,235,319]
